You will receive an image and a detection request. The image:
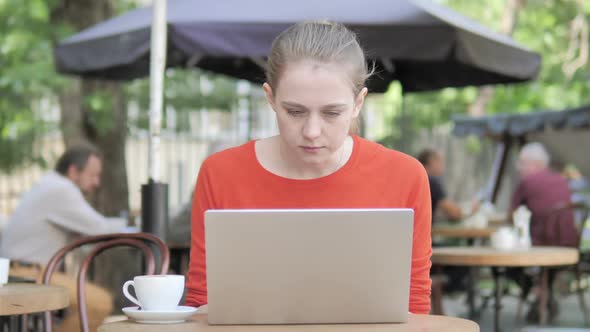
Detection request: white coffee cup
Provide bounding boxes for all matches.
[122,275,184,311]
[0,257,10,286]
[491,227,516,250]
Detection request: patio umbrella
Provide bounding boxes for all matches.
[55,0,541,93]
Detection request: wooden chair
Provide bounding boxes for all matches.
[41,233,170,332]
[566,202,590,324]
[516,202,590,324]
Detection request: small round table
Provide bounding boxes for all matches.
[432,246,579,332]
[98,313,479,332]
[0,283,69,315]
[1,283,69,330]
[431,226,497,239]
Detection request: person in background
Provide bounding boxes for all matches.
[562,164,590,208]
[417,148,476,222]
[508,142,578,322]
[418,148,477,294]
[186,20,433,314]
[511,142,578,247]
[1,145,127,332]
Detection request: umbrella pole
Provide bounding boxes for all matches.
[142,0,169,241]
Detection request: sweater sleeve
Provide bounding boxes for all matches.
[185,160,216,307]
[408,165,433,314]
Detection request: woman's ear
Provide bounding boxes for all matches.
[262,83,277,113]
[353,87,368,118]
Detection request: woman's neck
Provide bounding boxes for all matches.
[256,136,353,180]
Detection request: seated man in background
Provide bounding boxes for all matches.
[1,145,126,332]
[418,148,476,293]
[508,142,578,322]
[418,148,473,221]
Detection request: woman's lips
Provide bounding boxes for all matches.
[301,146,323,153]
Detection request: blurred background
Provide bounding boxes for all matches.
[1,0,589,223]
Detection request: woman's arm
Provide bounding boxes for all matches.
[408,165,433,314]
[47,184,125,235]
[185,160,216,307]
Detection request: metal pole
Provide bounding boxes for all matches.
[142,0,169,241]
[148,0,167,182]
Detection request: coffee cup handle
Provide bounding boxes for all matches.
[122,280,141,307]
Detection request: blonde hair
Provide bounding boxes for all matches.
[266,20,373,96]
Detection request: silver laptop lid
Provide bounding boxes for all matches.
[205,209,413,325]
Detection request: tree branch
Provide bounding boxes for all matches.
[467,0,525,117]
[562,2,589,80]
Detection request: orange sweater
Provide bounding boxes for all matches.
[186,136,432,314]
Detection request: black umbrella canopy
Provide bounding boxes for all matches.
[452,106,590,139]
[55,0,541,93]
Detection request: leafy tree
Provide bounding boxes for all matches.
[125,69,241,133]
[0,0,68,171]
[0,0,136,214]
[439,0,590,113]
[380,0,590,152]
[0,0,246,216]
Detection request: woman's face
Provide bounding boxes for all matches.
[263,60,367,168]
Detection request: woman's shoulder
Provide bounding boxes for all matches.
[356,136,424,173]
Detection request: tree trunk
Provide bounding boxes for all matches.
[51,0,129,216]
[58,80,87,146]
[81,80,129,216]
[467,0,525,117]
[51,2,134,311]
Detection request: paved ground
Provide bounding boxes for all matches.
[441,289,590,332]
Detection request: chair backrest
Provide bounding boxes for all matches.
[573,203,590,252]
[545,202,590,249]
[41,232,170,332]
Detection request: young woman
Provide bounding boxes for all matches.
[186,21,432,314]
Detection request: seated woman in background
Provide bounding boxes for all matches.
[186,21,433,314]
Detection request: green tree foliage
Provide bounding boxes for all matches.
[0,0,66,171]
[125,69,241,132]
[468,1,590,111]
[0,0,242,172]
[451,0,590,113]
[380,0,590,151]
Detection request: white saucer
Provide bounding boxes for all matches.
[122,306,198,324]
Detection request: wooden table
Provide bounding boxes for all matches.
[431,225,499,318]
[1,283,69,331]
[487,213,507,225]
[0,283,69,315]
[432,247,578,267]
[98,312,479,332]
[431,246,579,332]
[431,226,497,239]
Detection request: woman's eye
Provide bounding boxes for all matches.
[324,112,341,117]
[287,109,305,116]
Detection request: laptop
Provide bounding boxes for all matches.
[205,208,414,325]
